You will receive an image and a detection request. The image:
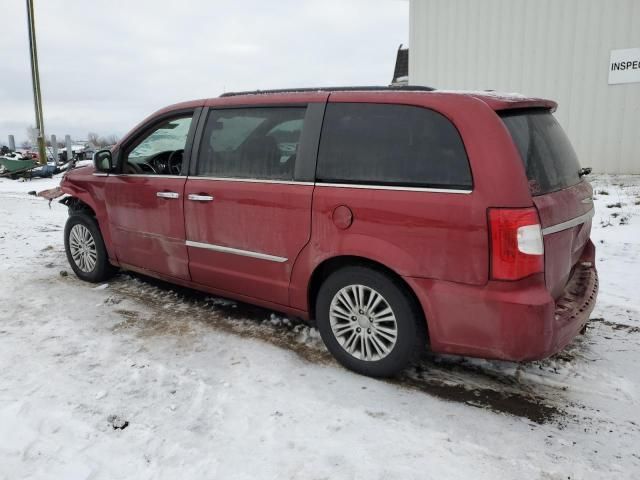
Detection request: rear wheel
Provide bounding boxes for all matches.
[64,213,117,283]
[316,266,425,377]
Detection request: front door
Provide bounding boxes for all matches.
[184,106,317,305]
[105,113,196,280]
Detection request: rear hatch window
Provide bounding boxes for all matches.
[500,109,582,196]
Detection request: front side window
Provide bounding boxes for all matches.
[316,103,472,189]
[123,115,193,175]
[197,108,306,180]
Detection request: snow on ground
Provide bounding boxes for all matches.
[0,174,639,479]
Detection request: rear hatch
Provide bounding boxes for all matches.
[500,109,594,299]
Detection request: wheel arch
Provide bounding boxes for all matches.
[306,255,429,341]
[63,211,118,282]
[60,196,97,217]
[60,195,118,265]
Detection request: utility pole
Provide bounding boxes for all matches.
[26,0,47,165]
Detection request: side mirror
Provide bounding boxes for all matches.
[93,149,113,172]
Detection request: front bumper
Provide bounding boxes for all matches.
[405,247,598,361]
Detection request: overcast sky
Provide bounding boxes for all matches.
[1,0,408,145]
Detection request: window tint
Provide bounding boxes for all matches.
[124,116,192,175]
[316,103,472,189]
[500,110,582,195]
[197,108,306,180]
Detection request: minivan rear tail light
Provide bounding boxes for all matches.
[488,207,544,281]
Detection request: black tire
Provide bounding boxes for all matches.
[315,266,426,378]
[64,213,117,283]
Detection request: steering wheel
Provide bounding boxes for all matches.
[167,149,184,175]
[124,161,144,174]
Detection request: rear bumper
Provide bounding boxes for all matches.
[405,243,598,361]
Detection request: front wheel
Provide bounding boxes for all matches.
[315,266,425,378]
[64,213,117,283]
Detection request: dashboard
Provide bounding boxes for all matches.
[127,149,183,175]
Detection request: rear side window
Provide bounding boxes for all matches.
[500,110,582,195]
[316,103,472,189]
[197,107,306,180]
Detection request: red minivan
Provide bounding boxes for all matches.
[60,86,598,377]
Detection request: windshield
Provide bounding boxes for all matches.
[128,117,192,164]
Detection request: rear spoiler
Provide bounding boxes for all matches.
[459,92,557,113]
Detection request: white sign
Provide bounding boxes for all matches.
[609,48,640,85]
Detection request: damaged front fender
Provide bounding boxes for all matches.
[59,196,96,217]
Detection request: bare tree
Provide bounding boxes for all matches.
[87,132,100,146]
[26,125,38,146]
[87,132,119,148]
[104,134,119,146]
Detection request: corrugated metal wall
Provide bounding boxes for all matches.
[409,0,640,174]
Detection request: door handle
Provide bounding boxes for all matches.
[188,194,214,202]
[156,191,180,199]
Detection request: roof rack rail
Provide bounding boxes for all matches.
[219,85,436,97]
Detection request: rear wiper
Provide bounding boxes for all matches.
[579,167,592,177]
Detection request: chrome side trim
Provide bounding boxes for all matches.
[185,240,288,263]
[188,176,314,186]
[315,182,473,194]
[105,174,470,192]
[110,174,185,179]
[92,173,109,177]
[542,208,595,236]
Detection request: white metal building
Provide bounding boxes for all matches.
[409,0,640,174]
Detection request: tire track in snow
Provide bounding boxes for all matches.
[80,271,585,424]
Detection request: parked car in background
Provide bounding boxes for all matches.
[59,86,598,377]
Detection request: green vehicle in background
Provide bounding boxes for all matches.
[0,155,39,177]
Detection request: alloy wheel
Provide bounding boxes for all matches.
[329,284,398,361]
[69,224,98,273]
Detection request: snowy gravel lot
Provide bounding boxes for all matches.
[0,174,639,479]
